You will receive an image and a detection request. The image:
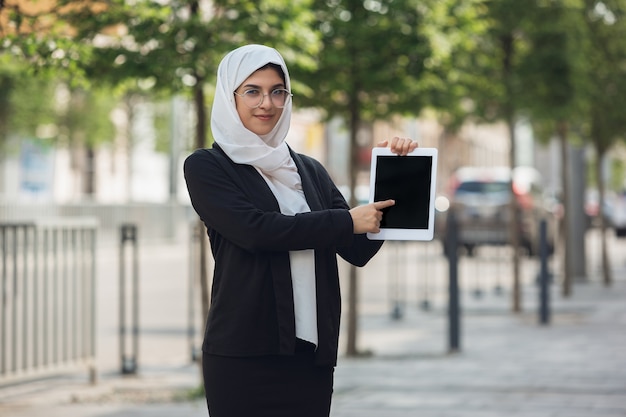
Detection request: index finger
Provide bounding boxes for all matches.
[373,199,395,210]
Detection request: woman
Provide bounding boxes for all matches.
[184,44,417,417]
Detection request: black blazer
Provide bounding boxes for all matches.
[183,144,383,366]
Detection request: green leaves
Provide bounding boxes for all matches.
[296,0,432,122]
[2,0,625,153]
[1,0,319,93]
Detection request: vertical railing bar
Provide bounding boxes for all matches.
[132,229,139,370]
[71,228,78,363]
[90,228,97,376]
[85,228,91,360]
[11,226,19,373]
[62,228,68,364]
[42,227,49,368]
[33,225,39,370]
[22,225,30,372]
[85,228,92,362]
[52,228,58,366]
[79,228,86,360]
[1,225,7,376]
[119,227,126,373]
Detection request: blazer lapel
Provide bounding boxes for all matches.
[212,143,280,212]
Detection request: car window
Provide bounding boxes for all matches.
[455,181,510,194]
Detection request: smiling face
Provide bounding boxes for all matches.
[234,67,286,137]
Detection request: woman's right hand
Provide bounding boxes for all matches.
[349,200,395,234]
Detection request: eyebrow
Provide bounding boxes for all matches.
[240,83,286,90]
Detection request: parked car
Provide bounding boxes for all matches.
[585,188,613,229]
[439,166,555,256]
[610,190,626,238]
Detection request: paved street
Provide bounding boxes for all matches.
[0,229,625,417]
[333,282,626,417]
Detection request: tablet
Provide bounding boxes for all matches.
[367,147,438,241]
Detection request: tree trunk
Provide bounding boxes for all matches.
[557,121,572,297]
[500,32,521,312]
[189,0,209,377]
[124,94,138,202]
[345,99,361,357]
[595,148,612,286]
[192,75,211,329]
[506,115,521,313]
[84,146,96,197]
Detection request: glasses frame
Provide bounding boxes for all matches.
[234,88,293,109]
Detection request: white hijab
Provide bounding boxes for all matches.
[211,45,318,346]
[211,44,300,191]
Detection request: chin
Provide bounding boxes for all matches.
[252,125,276,137]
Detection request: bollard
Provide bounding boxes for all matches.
[419,243,431,311]
[446,211,461,353]
[539,218,550,325]
[389,242,404,320]
[119,223,139,374]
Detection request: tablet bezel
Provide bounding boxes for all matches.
[366,147,438,241]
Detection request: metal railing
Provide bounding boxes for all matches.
[0,202,192,243]
[0,218,98,385]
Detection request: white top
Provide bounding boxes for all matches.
[257,170,318,347]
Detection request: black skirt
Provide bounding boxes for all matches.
[202,340,334,417]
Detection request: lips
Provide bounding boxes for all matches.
[255,114,274,121]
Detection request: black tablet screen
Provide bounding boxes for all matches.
[373,156,432,229]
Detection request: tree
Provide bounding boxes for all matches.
[0,68,55,142]
[437,0,536,312]
[0,60,57,197]
[0,59,112,199]
[453,0,595,303]
[582,0,626,286]
[417,0,494,130]
[518,1,592,296]
[58,86,118,196]
[294,0,435,356]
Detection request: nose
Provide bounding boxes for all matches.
[258,93,275,109]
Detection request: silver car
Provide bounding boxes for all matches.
[442,166,554,256]
[611,191,626,238]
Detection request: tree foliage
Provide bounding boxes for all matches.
[295,0,431,122]
[0,58,57,149]
[581,0,626,287]
[1,0,319,92]
[519,1,592,138]
[584,0,626,154]
[416,0,500,125]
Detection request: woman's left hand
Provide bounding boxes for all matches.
[376,136,418,156]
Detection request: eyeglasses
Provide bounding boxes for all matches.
[234,88,293,109]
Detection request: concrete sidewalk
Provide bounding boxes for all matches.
[333,279,626,417]
[1,236,625,417]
